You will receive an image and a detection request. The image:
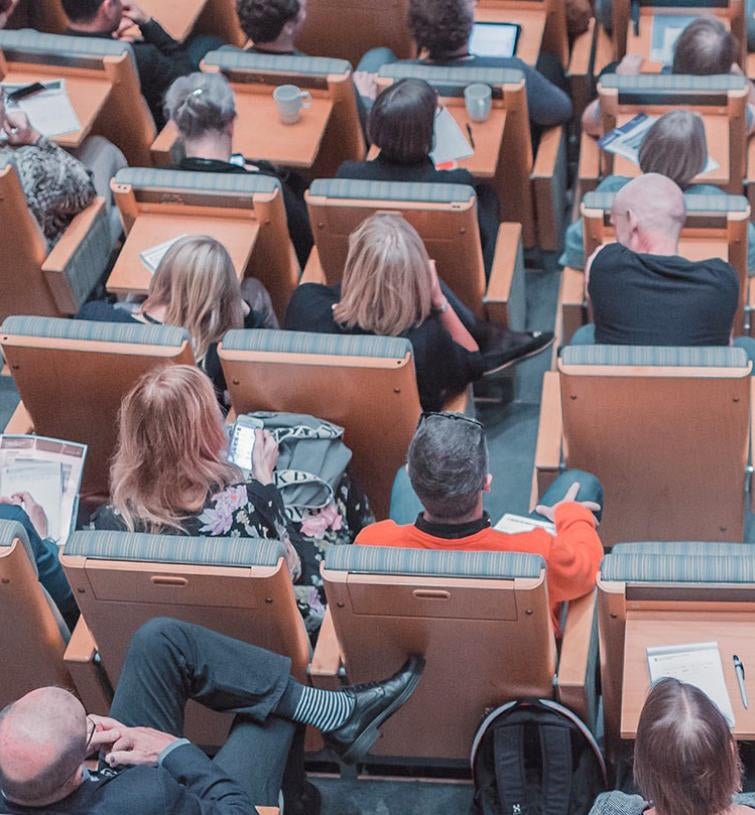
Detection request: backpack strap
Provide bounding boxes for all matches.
[493,723,528,815]
[539,720,573,815]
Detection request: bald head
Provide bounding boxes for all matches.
[611,174,686,255]
[0,687,87,805]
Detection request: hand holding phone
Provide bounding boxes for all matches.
[252,430,280,486]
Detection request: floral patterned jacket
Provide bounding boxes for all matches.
[90,474,373,636]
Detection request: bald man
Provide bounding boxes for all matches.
[576,173,739,347]
[0,617,423,814]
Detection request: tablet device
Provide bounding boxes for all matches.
[469,21,521,59]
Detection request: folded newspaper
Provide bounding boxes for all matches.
[598,112,719,174]
[0,435,87,544]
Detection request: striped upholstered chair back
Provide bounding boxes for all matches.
[556,345,751,545]
[0,317,194,496]
[218,330,422,519]
[62,531,309,747]
[597,541,755,762]
[111,168,299,321]
[314,546,557,761]
[0,519,73,708]
[304,179,526,327]
[0,29,156,165]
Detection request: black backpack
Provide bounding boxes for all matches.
[470,699,608,815]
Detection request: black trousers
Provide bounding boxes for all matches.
[109,617,297,806]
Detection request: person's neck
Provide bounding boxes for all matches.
[67,16,112,34]
[184,135,232,163]
[637,236,680,256]
[256,34,296,54]
[441,43,471,60]
[422,506,484,527]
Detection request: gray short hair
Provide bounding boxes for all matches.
[638,110,707,190]
[164,73,236,140]
[407,414,488,519]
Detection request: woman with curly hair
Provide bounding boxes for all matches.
[236,0,307,55]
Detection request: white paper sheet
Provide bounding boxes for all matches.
[3,79,81,138]
[647,641,736,727]
[494,513,556,535]
[139,234,191,274]
[0,459,63,542]
[430,106,474,167]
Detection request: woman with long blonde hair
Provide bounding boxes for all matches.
[285,213,551,410]
[77,235,275,399]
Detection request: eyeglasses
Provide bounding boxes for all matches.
[84,716,96,755]
[417,411,484,432]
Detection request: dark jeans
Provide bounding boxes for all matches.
[109,618,297,806]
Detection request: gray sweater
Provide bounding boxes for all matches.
[590,792,755,815]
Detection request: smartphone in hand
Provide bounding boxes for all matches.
[228,415,265,476]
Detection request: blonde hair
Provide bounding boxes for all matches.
[638,110,708,190]
[110,365,241,533]
[141,236,245,365]
[332,214,433,336]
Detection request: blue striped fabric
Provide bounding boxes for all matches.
[583,192,749,214]
[221,329,413,359]
[0,29,137,71]
[203,49,350,77]
[63,204,113,307]
[561,345,748,368]
[309,179,474,204]
[325,545,544,579]
[600,73,747,92]
[65,531,286,567]
[114,168,280,195]
[601,553,755,582]
[1,316,189,347]
[0,520,36,576]
[612,542,752,556]
[379,63,524,88]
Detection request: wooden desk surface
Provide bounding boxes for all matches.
[365,104,505,179]
[107,212,259,296]
[1,71,112,149]
[232,91,334,169]
[124,0,207,42]
[621,611,755,739]
[625,11,732,74]
[475,7,545,67]
[612,112,730,186]
[256,808,280,815]
[678,236,730,263]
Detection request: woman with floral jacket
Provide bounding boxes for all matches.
[91,365,372,635]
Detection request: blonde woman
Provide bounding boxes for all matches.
[285,213,552,410]
[561,110,755,273]
[77,235,275,400]
[91,364,373,632]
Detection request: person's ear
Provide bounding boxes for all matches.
[483,474,493,493]
[627,208,640,236]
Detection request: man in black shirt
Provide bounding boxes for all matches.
[0,618,423,815]
[574,173,744,349]
[62,0,224,126]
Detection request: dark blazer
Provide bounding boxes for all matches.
[65,21,195,127]
[336,155,500,278]
[1,743,253,815]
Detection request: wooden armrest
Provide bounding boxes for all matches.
[534,370,563,500]
[150,121,182,168]
[593,25,615,77]
[531,126,567,252]
[568,18,595,79]
[64,618,113,714]
[559,267,588,345]
[484,222,525,330]
[4,401,34,434]
[300,246,326,285]
[308,608,343,689]
[556,590,598,727]
[575,134,602,221]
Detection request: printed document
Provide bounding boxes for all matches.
[495,513,556,535]
[647,642,735,727]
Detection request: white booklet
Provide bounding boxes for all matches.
[2,79,81,138]
[0,435,87,544]
[139,234,190,274]
[495,513,556,535]
[598,112,719,173]
[430,106,474,168]
[647,641,735,727]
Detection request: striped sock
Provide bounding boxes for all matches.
[291,685,355,732]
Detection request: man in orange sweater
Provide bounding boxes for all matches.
[356,412,604,631]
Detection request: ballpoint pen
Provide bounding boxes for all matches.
[734,655,748,709]
[466,123,475,149]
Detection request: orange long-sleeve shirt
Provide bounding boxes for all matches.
[355,503,604,632]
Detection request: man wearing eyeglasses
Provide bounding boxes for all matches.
[356,411,604,634]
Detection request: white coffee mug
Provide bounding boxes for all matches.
[273,84,312,125]
[464,83,492,123]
